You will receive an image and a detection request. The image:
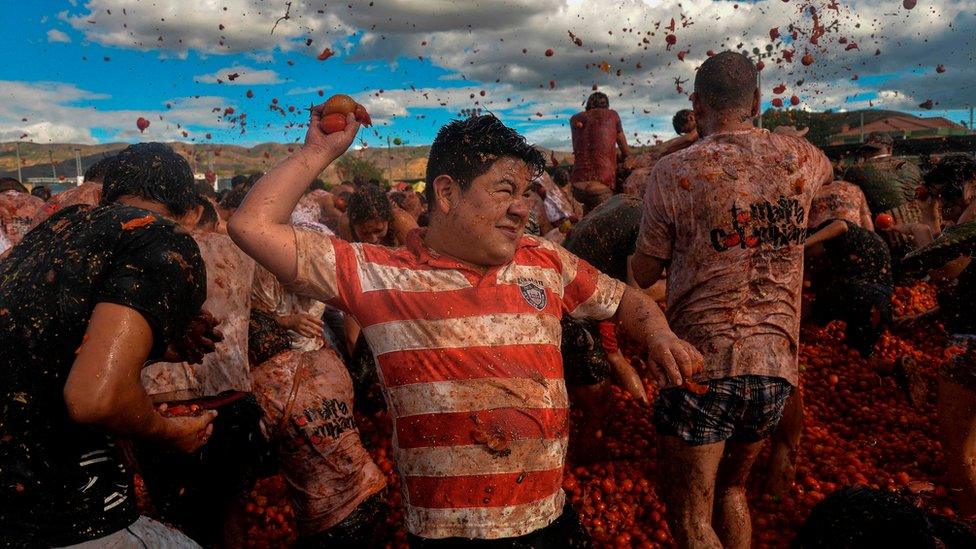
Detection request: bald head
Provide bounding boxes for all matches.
[694,51,758,114]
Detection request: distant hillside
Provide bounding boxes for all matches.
[0,142,435,184]
[0,141,577,185]
[3,109,933,182]
[760,109,922,147]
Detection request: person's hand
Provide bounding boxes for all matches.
[279,313,324,338]
[160,410,217,453]
[622,155,637,170]
[303,106,360,160]
[645,332,704,387]
[161,311,223,365]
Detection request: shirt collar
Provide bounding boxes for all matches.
[405,228,541,269]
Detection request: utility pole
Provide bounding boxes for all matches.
[859,111,865,143]
[74,149,83,186]
[386,136,393,186]
[48,150,57,179]
[14,142,23,183]
[970,106,974,135]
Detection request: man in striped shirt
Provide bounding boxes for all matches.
[230,111,702,546]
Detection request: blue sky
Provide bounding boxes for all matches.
[1,0,973,149]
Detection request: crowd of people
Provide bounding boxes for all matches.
[1,50,975,548]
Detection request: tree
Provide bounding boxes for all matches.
[335,154,385,185]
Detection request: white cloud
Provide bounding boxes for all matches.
[195,65,283,85]
[29,0,976,144]
[47,29,71,43]
[0,81,241,144]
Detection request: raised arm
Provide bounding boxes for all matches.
[228,108,360,282]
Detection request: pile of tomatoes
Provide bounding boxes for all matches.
[138,282,961,548]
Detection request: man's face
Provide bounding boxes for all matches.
[445,157,533,266]
[353,219,389,244]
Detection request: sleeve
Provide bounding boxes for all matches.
[93,224,207,358]
[283,228,360,313]
[634,167,675,261]
[548,243,626,321]
[251,265,285,314]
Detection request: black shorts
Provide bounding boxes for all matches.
[407,503,591,548]
[654,375,793,446]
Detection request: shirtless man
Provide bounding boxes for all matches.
[570,92,631,212]
[632,52,833,549]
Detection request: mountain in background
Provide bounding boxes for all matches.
[0,141,576,185]
[3,109,967,184]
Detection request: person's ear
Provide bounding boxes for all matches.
[432,175,458,215]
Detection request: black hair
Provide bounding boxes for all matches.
[0,177,27,193]
[551,167,570,187]
[309,178,327,192]
[194,179,217,199]
[793,487,976,549]
[195,194,219,230]
[83,155,117,184]
[425,114,546,207]
[585,92,610,110]
[672,109,695,134]
[220,185,249,211]
[100,143,197,216]
[924,154,976,203]
[230,174,250,189]
[389,190,409,209]
[694,51,758,113]
[348,183,393,230]
[248,309,291,366]
[30,185,52,201]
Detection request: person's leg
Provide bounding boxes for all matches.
[714,440,765,549]
[764,389,803,496]
[938,375,976,517]
[659,435,725,549]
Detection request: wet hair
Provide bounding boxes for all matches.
[309,178,327,192]
[195,194,219,230]
[248,309,291,366]
[425,114,546,206]
[348,183,393,229]
[0,177,27,193]
[30,185,52,201]
[694,51,758,114]
[389,190,410,209]
[924,154,976,203]
[83,155,116,184]
[672,109,695,134]
[585,92,610,110]
[220,185,249,211]
[551,167,570,187]
[230,174,250,189]
[793,487,976,549]
[194,179,217,199]
[100,143,197,216]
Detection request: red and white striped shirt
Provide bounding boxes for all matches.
[287,228,625,539]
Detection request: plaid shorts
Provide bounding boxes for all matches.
[653,375,794,446]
